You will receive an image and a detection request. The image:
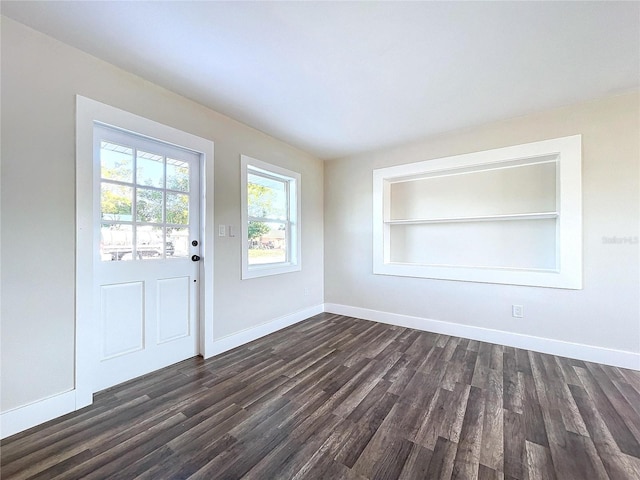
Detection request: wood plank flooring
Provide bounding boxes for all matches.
[3,313,640,479]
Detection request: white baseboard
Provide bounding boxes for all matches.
[1,389,76,439]
[208,304,325,357]
[324,303,640,371]
[4,301,635,440]
[1,304,324,439]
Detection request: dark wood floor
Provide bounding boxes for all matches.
[3,313,640,479]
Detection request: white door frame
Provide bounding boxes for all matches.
[75,95,215,409]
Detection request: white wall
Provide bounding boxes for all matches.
[0,17,324,412]
[325,91,640,357]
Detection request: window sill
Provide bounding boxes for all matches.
[242,262,301,280]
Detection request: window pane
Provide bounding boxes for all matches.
[167,158,189,192]
[136,151,164,188]
[166,192,189,225]
[136,188,163,223]
[248,221,287,265]
[101,182,133,221]
[100,224,133,261]
[136,226,164,260]
[167,227,189,258]
[100,141,133,183]
[248,173,287,220]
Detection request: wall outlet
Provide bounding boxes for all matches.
[304,287,309,296]
[512,305,524,318]
[218,224,226,237]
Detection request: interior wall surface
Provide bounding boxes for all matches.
[0,17,324,412]
[325,90,640,356]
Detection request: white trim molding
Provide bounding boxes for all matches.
[1,390,76,439]
[1,303,323,438]
[324,303,640,371]
[209,304,324,356]
[3,301,637,439]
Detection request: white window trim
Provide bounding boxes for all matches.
[241,155,301,279]
[373,135,582,289]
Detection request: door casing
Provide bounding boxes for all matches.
[76,95,215,409]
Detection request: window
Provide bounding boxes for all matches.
[373,135,582,289]
[241,155,301,279]
[96,124,199,262]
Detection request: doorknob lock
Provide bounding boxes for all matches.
[191,255,201,262]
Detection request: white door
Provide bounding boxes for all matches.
[93,124,201,391]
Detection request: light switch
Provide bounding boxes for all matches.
[218,224,226,237]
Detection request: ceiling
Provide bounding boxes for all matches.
[2,1,639,160]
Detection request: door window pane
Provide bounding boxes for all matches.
[136,188,163,223]
[167,227,189,258]
[248,221,287,265]
[97,126,198,263]
[167,158,189,192]
[136,151,164,188]
[100,142,133,182]
[101,224,133,261]
[136,226,164,260]
[101,183,133,221]
[166,193,189,225]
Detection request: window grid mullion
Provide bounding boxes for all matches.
[248,216,288,223]
[100,178,135,188]
[162,155,167,259]
[132,147,138,258]
[285,181,290,263]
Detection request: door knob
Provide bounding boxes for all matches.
[191,255,201,262]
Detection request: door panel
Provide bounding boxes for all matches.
[93,124,200,392]
[157,277,191,344]
[100,282,144,359]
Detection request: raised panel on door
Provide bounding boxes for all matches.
[157,276,191,344]
[100,282,144,359]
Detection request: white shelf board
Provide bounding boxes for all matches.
[385,212,558,225]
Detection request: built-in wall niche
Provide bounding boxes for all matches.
[373,135,582,289]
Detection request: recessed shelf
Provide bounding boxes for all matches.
[386,212,558,225]
[373,134,583,289]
